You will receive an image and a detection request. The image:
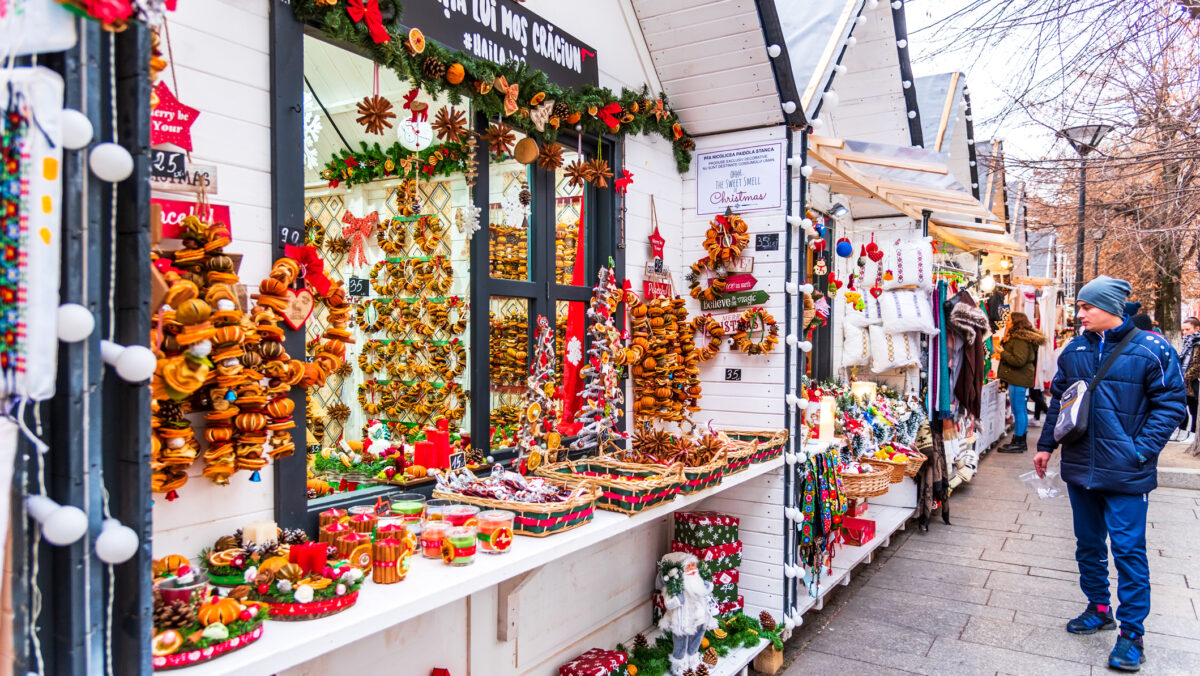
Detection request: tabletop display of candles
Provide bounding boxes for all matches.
[477,510,515,554]
[421,521,450,559]
[390,493,426,534]
[440,526,477,566]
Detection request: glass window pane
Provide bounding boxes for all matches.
[489,296,529,448]
[555,299,588,431]
[489,159,532,280]
[554,144,588,285]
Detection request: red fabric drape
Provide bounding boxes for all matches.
[559,193,588,429]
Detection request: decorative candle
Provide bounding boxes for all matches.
[413,440,436,469]
[348,512,377,535]
[390,493,426,535]
[443,505,480,529]
[818,395,836,445]
[242,520,278,547]
[318,508,346,529]
[376,521,407,542]
[425,499,453,522]
[319,521,350,546]
[288,541,327,576]
[347,505,374,517]
[477,510,515,555]
[421,521,450,559]
[441,526,477,566]
[372,538,410,584]
[336,531,372,566]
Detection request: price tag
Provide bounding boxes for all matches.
[725,368,742,382]
[347,277,370,296]
[448,451,466,470]
[150,149,186,180]
[755,233,779,251]
[279,224,303,247]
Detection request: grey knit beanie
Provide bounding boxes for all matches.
[1078,276,1132,318]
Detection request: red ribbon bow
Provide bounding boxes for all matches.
[285,244,332,296]
[347,0,391,44]
[340,210,379,268]
[596,102,622,131]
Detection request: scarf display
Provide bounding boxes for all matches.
[915,419,949,529]
[797,450,846,597]
[949,292,989,419]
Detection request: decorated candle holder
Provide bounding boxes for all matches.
[247,562,366,622]
[156,569,210,607]
[441,526,477,566]
[336,531,373,570]
[477,510,515,555]
[372,538,412,584]
[348,512,377,535]
[317,507,347,529]
[319,521,350,547]
[421,521,450,559]
[443,504,480,529]
[375,521,407,542]
[390,493,426,534]
[424,498,453,522]
[199,526,308,588]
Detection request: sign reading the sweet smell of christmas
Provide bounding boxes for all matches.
[402,0,599,89]
[695,142,784,215]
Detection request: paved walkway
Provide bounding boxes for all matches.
[779,426,1200,676]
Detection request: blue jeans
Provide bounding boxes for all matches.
[1009,385,1028,436]
[1067,484,1150,637]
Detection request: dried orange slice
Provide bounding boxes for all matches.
[258,555,290,574]
[340,453,353,468]
[208,549,235,568]
[151,630,183,657]
[530,92,546,105]
[525,450,542,472]
[349,544,373,570]
[525,402,541,422]
[406,28,426,54]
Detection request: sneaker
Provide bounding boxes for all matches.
[1066,602,1116,634]
[1109,632,1146,672]
[1182,433,1196,445]
[1169,429,1184,442]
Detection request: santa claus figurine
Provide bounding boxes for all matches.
[656,552,718,675]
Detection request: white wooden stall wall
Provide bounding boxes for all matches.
[152,0,276,558]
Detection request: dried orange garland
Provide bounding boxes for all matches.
[732,308,779,356]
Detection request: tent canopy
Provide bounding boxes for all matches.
[807,135,1027,257]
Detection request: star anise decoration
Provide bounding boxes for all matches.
[356,95,395,135]
[586,158,613,188]
[536,142,564,171]
[433,106,468,143]
[563,158,592,189]
[485,122,516,156]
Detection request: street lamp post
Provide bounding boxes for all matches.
[1058,124,1113,300]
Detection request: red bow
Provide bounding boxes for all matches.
[284,244,332,296]
[153,257,184,277]
[340,210,378,268]
[614,170,634,194]
[347,0,390,44]
[596,102,622,131]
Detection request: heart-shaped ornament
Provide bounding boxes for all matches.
[870,286,883,298]
[868,248,884,263]
[830,277,843,290]
[865,240,880,256]
[283,288,315,330]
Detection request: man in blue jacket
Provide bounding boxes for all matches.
[1035,276,1187,672]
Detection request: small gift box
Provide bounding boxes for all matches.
[670,540,743,579]
[371,537,411,584]
[716,596,744,617]
[319,521,350,546]
[841,516,876,547]
[348,512,378,535]
[559,648,628,676]
[318,507,346,529]
[674,511,739,548]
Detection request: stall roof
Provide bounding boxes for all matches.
[975,140,1008,222]
[915,72,980,196]
[770,0,864,124]
[630,0,785,135]
[806,135,1026,256]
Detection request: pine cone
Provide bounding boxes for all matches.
[519,188,532,206]
[154,599,196,630]
[281,528,308,545]
[683,669,695,676]
[422,57,447,80]
[552,102,569,121]
[703,646,719,665]
[214,534,240,551]
[679,137,696,152]
[759,610,777,632]
[633,633,648,649]
[696,666,710,676]
[254,569,276,587]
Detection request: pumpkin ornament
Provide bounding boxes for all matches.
[197,597,243,627]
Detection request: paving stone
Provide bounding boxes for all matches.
[941,515,1026,533]
[874,554,992,588]
[925,636,1093,676]
[989,588,1087,619]
[896,538,987,561]
[866,571,993,606]
[1019,520,1084,539]
[812,615,935,657]
[984,547,1080,572]
[959,615,1112,666]
[893,545,1030,574]
[987,570,1084,602]
[781,648,921,676]
[1005,535,1079,560]
[1029,566,1082,582]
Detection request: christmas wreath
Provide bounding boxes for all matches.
[687,256,728,302]
[703,209,750,263]
[691,315,726,362]
[732,308,779,356]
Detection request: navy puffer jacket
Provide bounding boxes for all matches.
[1038,317,1187,494]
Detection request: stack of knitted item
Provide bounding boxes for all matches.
[655,511,743,620]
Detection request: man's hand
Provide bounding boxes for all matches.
[1034,451,1052,478]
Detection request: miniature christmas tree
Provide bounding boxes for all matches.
[514,315,560,471]
[570,261,627,455]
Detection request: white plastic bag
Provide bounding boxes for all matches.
[1019,468,1067,499]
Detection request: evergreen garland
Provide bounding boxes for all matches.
[291,0,696,172]
[321,139,471,187]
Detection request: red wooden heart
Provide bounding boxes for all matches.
[282,288,315,330]
[870,286,883,298]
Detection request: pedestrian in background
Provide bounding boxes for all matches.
[996,311,1045,452]
[1176,317,1200,443]
[1036,276,1187,672]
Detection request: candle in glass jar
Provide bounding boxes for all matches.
[443,505,480,528]
[390,493,426,535]
[442,526,477,566]
[421,521,450,559]
[425,499,453,522]
[477,510,515,554]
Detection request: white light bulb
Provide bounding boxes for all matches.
[908,110,917,119]
[965,115,973,122]
[786,215,802,229]
[897,39,908,49]
[60,109,94,150]
[100,340,158,383]
[972,182,979,188]
[970,161,977,167]
[811,118,825,130]
[891,0,902,8]
[968,137,975,144]
[56,303,95,343]
[786,157,801,167]
[88,142,134,183]
[801,165,813,177]
[903,80,912,89]
[785,282,798,295]
[800,283,815,294]
[847,36,857,47]
[799,341,813,352]
[767,44,782,58]
[800,218,813,231]
[785,616,796,630]
[856,15,866,25]
[785,564,798,578]
[835,64,848,74]
[867,0,880,9]
[781,101,797,114]
[786,334,798,346]
[27,496,88,546]
[95,518,139,564]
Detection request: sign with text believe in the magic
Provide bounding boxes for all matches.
[695,142,784,215]
[403,0,599,89]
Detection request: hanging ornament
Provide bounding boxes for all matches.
[883,269,894,281]
[857,245,868,268]
[302,91,323,170]
[813,257,828,276]
[356,95,394,135]
[529,99,555,132]
[866,234,884,262]
[536,142,564,171]
[870,285,883,298]
[513,136,539,165]
[485,122,516,156]
[585,158,613,188]
[150,82,199,150]
[563,158,591,189]
[835,237,854,258]
[432,106,468,142]
[811,238,826,254]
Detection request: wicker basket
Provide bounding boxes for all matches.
[902,451,927,477]
[722,428,789,464]
[536,457,683,515]
[860,456,907,483]
[838,467,891,499]
[432,482,601,537]
[678,450,727,495]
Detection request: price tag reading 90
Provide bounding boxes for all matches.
[279,225,303,247]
